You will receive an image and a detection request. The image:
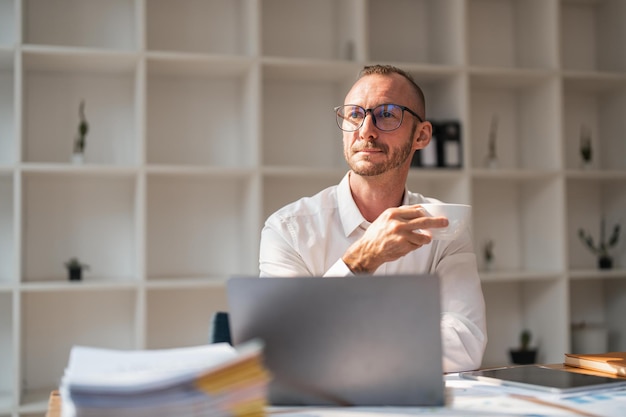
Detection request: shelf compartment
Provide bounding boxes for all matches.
[0,0,15,47]
[566,177,625,270]
[145,286,229,349]
[409,70,466,121]
[468,0,557,69]
[570,278,626,352]
[407,172,469,205]
[563,74,626,171]
[481,278,567,367]
[22,0,137,51]
[368,0,463,65]
[0,49,14,165]
[0,292,13,411]
[22,172,138,283]
[146,173,259,280]
[472,176,565,273]
[22,51,139,165]
[261,0,359,60]
[146,57,257,167]
[561,0,626,72]
[469,71,560,170]
[20,288,137,406]
[146,0,254,56]
[262,171,345,221]
[262,68,352,168]
[0,174,14,284]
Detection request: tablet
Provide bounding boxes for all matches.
[459,365,626,396]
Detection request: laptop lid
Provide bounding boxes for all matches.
[226,274,444,406]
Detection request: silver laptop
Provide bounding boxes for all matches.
[226,274,444,406]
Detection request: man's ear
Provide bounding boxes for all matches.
[414,121,432,150]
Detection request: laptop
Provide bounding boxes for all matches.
[226,274,444,406]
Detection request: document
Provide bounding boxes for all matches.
[60,340,269,417]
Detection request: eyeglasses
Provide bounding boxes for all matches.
[334,103,423,132]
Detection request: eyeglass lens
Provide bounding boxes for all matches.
[336,104,405,132]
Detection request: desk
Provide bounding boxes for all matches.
[47,365,626,417]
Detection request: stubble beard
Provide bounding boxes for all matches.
[345,129,416,177]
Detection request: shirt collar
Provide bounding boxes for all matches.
[337,171,410,237]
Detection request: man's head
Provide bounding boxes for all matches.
[339,65,432,177]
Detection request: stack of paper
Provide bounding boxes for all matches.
[60,340,269,417]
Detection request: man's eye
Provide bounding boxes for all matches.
[376,109,397,119]
[348,110,363,119]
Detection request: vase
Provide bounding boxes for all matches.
[71,152,84,164]
[509,349,537,365]
[598,256,613,270]
[68,267,82,281]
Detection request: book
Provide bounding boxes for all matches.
[60,340,270,417]
[564,352,626,377]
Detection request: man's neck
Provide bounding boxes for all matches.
[348,170,408,222]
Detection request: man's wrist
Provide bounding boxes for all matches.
[342,250,378,274]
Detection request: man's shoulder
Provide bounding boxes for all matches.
[269,184,340,222]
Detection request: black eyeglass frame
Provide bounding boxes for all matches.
[334,103,424,132]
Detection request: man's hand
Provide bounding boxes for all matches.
[342,204,448,274]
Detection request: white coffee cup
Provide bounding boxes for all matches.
[418,203,471,241]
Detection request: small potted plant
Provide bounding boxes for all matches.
[483,239,495,271]
[578,217,620,269]
[509,329,537,365]
[579,125,592,169]
[72,99,89,163]
[65,257,89,281]
[484,114,499,169]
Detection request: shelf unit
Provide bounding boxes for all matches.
[1,0,625,415]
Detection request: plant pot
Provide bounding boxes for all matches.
[68,267,83,281]
[509,349,537,365]
[598,256,613,270]
[71,152,84,164]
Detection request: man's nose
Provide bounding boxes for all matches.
[359,111,378,139]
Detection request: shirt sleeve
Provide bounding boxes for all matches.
[259,218,311,277]
[435,235,488,373]
[259,213,354,278]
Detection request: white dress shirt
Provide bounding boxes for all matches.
[260,172,487,372]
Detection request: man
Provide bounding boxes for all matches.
[259,65,487,372]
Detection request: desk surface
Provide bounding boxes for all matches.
[47,364,626,417]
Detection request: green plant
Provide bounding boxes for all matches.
[487,114,498,160]
[579,125,592,163]
[484,240,494,263]
[73,99,89,154]
[65,257,89,271]
[520,329,532,351]
[578,218,620,258]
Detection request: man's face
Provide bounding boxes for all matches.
[342,74,426,177]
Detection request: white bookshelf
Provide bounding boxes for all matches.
[1,0,626,415]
